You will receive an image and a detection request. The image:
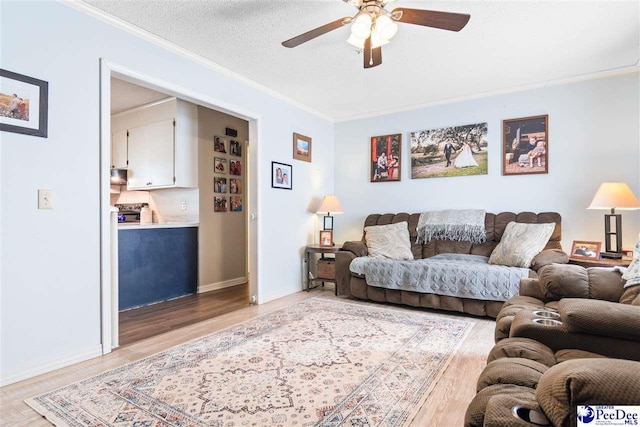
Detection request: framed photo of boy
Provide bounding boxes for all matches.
[0,69,48,138]
[570,240,601,260]
[502,115,548,175]
[319,230,333,247]
[371,134,401,182]
[271,161,292,190]
[293,132,312,162]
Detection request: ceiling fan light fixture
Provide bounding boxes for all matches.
[375,14,398,40]
[351,13,372,38]
[370,28,389,48]
[347,34,365,49]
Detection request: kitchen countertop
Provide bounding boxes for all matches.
[118,222,199,230]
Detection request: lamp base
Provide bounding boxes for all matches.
[601,251,623,259]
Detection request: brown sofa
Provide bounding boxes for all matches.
[336,212,566,318]
[495,263,640,360]
[465,337,640,427]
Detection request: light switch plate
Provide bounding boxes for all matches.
[38,189,53,209]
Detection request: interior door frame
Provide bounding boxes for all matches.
[99,59,260,353]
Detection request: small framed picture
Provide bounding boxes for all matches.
[230,160,242,176]
[319,230,333,247]
[570,240,602,260]
[214,196,227,212]
[230,178,242,194]
[502,115,548,175]
[272,161,292,190]
[323,216,334,230]
[0,69,49,138]
[214,157,227,174]
[214,135,227,153]
[214,177,227,193]
[230,196,243,212]
[230,140,242,157]
[293,132,312,163]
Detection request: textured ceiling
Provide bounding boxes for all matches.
[85,0,639,121]
[111,77,170,114]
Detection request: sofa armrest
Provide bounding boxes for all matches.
[341,241,368,257]
[530,249,569,271]
[519,278,547,301]
[537,359,640,427]
[559,298,640,341]
[537,264,589,300]
[335,250,357,296]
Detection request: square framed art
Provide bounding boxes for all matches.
[293,133,312,163]
[272,161,292,190]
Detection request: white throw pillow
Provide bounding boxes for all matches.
[489,222,556,268]
[364,221,414,260]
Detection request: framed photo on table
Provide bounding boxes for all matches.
[502,115,548,175]
[272,161,292,190]
[319,230,333,247]
[570,240,601,260]
[0,69,48,138]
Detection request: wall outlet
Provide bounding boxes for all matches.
[181,201,187,210]
[38,189,53,209]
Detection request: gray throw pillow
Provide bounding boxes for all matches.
[489,222,555,268]
[364,221,414,260]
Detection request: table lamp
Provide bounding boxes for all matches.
[317,194,343,233]
[588,182,640,259]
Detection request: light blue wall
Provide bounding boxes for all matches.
[334,73,640,250]
[0,1,334,381]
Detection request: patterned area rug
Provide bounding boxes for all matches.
[27,298,474,426]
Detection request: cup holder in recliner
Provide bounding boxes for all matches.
[532,310,561,319]
[512,405,551,426]
[532,318,562,326]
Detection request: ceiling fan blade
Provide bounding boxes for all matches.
[392,8,470,32]
[363,37,382,69]
[282,17,351,48]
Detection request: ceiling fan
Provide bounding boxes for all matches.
[282,0,470,69]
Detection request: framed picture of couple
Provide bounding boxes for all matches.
[502,115,549,175]
[271,161,292,190]
[370,134,401,182]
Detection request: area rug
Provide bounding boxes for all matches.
[27,297,474,426]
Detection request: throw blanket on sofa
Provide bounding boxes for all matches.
[416,209,486,244]
[349,253,529,302]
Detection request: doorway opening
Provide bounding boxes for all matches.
[100,61,259,352]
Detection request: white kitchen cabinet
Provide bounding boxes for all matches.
[111,98,198,190]
[127,119,175,189]
[111,130,128,169]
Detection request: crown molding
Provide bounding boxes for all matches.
[59,0,334,122]
[334,66,640,122]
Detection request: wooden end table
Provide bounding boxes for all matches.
[568,257,632,268]
[304,244,342,294]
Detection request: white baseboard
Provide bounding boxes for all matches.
[0,344,103,387]
[198,276,247,293]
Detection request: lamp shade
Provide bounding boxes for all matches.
[317,195,343,215]
[588,182,640,210]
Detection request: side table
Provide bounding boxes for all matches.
[568,257,631,268]
[304,244,342,294]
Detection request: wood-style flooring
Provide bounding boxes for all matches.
[0,289,495,427]
[119,284,250,346]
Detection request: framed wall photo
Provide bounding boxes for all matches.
[230,140,242,157]
[214,157,227,174]
[230,160,242,176]
[319,230,333,247]
[230,178,242,194]
[570,240,602,260]
[503,115,548,175]
[272,161,292,190]
[371,134,402,182]
[293,132,312,163]
[230,196,243,212]
[409,123,488,179]
[214,177,227,193]
[213,135,227,153]
[214,196,227,212]
[0,69,48,138]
